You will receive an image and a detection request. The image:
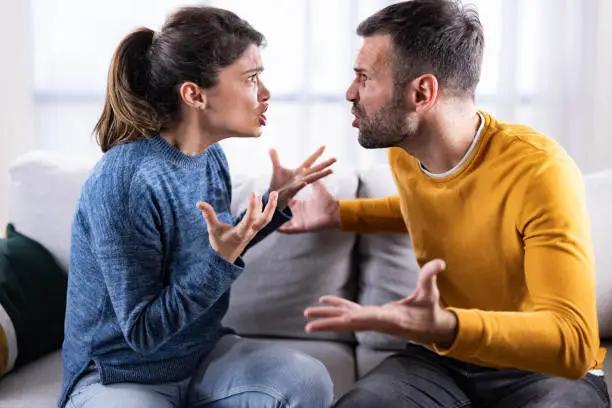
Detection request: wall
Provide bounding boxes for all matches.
[0,0,34,229]
[593,0,612,173]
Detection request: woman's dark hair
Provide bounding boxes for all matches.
[357,0,484,98]
[94,6,265,152]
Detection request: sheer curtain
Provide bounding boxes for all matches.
[593,0,612,172]
[30,0,611,175]
[491,0,608,174]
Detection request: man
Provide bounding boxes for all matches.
[279,1,610,406]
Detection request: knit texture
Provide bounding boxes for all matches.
[60,135,290,407]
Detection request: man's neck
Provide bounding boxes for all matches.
[398,105,481,174]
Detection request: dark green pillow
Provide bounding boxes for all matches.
[0,223,67,376]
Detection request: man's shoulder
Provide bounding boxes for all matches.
[487,117,578,178]
[487,115,566,159]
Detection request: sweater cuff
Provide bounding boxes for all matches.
[206,246,244,277]
[263,190,292,229]
[433,308,484,358]
[338,200,361,231]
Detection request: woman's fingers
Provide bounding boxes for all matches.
[298,146,326,171]
[196,201,220,232]
[252,192,278,230]
[305,157,336,175]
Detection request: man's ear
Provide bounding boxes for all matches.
[405,74,439,112]
[179,81,207,111]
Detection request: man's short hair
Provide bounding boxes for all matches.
[357,0,484,98]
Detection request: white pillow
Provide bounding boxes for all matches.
[8,151,95,273]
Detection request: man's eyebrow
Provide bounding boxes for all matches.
[242,66,264,75]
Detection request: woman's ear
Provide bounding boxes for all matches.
[179,81,207,111]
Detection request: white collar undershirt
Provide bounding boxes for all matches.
[419,112,485,179]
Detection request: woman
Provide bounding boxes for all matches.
[61,6,335,408]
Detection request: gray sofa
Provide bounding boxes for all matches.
[1,151,611,407]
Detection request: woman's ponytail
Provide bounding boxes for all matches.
[94,28,160,153]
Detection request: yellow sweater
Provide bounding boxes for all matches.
[339,111,605,379]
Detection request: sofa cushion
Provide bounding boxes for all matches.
[8,151,95,272]
[584,170,612,338]
[0,350,62,408]
[0,224,67,376]
[223,170,359,342]
[354,164,420,350]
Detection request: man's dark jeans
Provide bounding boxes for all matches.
[335,343,610,408]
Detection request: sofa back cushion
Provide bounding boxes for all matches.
[584,170,612,339]
[8,151,94,273]
[222,171,360,342]
[355,164,420,350]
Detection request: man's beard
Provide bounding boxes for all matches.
[355,92,416,149]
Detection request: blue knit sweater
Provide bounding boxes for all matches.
[59,136,290,408]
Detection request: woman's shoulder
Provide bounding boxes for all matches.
[82,139,157,203]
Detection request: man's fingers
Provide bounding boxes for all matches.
[304,306,347,319]
[318,295,361,310]
[197,201,220,230]
[396,288,422,305]
[311,180,330,195]
[277,221,305,234]
[299,145,326,170]
[305,316,358,333]
[418,259,446,297]
[305,310,381,333]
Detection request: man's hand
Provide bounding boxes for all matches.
[304,259,458,348]
[197,192,278,264]
[277,181,341,234]
[269,146,336,211]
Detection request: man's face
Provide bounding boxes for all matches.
[346,35,416,149]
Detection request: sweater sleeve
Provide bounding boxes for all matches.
[89,173,243,356]
[433,158,601,379]
[338,196,407,233]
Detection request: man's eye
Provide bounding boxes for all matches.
[249,74,258,83]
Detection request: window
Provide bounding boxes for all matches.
[31,0,541,173]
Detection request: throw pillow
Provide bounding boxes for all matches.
[0,223,67,377]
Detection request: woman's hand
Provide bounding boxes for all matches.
[197,191,278,263]
[269,146,336,210]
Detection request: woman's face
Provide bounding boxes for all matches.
[202,44,270,138]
